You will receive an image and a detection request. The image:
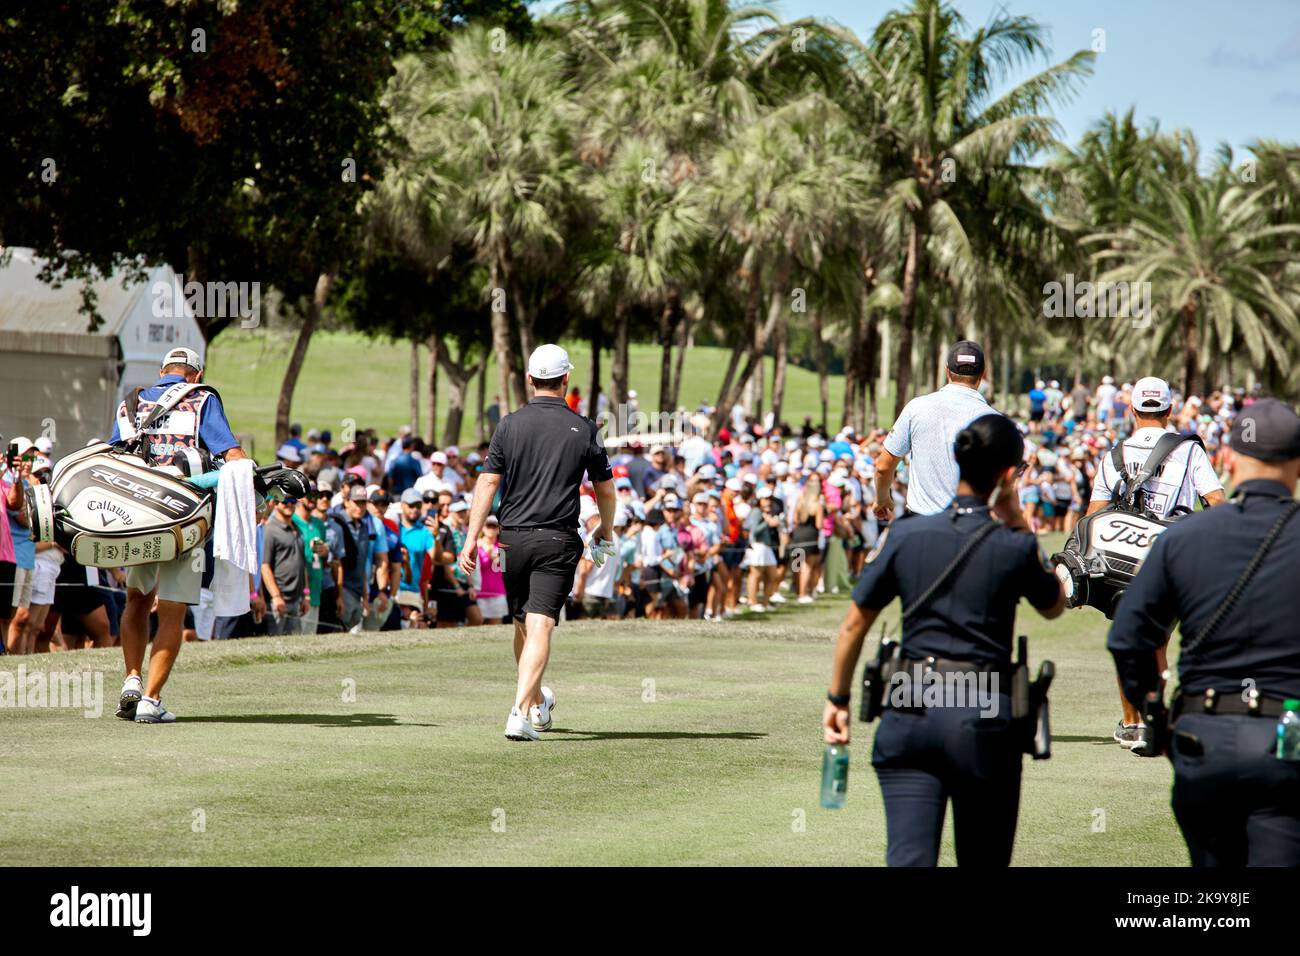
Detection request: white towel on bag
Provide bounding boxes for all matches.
[211,459,258,618]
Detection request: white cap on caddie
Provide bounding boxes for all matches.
[1132,376,1171,413]
[162,346,203,372]
[527,343,573,380]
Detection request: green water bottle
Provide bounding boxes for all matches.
[820,744,849,809]
[1276,700,1300,761]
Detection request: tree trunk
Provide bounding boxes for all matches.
[658,294,677,414]
[438,345,486,449]
[877,317,891,427]
[893,216,922,420]
[710,338,743,439]
[589,324,602,421]
[709,260,766,438]
[275,270,332,447]
[812,307,828,428]
[856,310,875,434]
[409,339,421,435]
[770,308,789,425]
[489,258,514,417]
[842,309,861,430]
[495,238,529,406]
[1182,301,1205,397]
[669,304,692,411]
[476,357,487,443]
[425,336,438,446]
[741,272,787,427]
[611,303,630,411]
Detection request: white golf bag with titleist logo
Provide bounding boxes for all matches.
[1051,433,1205,619]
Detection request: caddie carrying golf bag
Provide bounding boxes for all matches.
[27,382,310,568]
[1050,432,1205,619]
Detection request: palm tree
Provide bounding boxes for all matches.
[1091,161,1300,396]
[384,27,580,413]
[1050,108,1159,385]
[702,95,874,436]
[865,0,1094,417]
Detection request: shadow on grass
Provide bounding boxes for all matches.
[546,728,766,741]
[1053,734,1117,745]
[181,713,436,728]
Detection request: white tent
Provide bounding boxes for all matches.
[0,248,205,460]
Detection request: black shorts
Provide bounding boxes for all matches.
[435,588,469,623]
[499,527,583,623]
[0,561,15,618]
[687,574,710,607]
[721,543,746,569]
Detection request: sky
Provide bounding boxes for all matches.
[782,0,1300,158]
[532,0,1300,160]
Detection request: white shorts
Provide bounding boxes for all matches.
[11,565,33,609]
[31,552,62,606]
[745,543,777,568]
[477,594,508,619]
[126,550,202,606]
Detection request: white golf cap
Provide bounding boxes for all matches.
[527,343,574,380]
[1132,376,1171,413]
[276,443,303,463]
[724,478,743,492]
[756,486,773,499]
[34,436,53,454]
[162,346,203,371]
[430,451,448,465]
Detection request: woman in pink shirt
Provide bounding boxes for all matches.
[475,517,508,624]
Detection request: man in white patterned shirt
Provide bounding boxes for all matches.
[873,341,992,519]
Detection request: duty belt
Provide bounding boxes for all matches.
[899,654,1013,685]
[1173,688,1289,719]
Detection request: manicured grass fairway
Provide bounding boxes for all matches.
[3,571,1187,866]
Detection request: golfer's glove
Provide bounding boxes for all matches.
[590,538,617,569]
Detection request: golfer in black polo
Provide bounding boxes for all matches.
[459,344,616,741]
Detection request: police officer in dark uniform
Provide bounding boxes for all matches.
[459,344,616,742]
[824,413,1066,866]
[1108,398,1300,867]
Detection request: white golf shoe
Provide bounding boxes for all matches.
[116,675,143,720]
[504,707,539,741]
[530,686,556,732]
[134,697,177,723]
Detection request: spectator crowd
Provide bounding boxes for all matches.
[0,373,1266,654]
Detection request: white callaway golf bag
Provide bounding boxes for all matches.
[28,382,310,568]
[1050,433,1204,619]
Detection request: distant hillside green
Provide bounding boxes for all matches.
[205,330,884,457]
